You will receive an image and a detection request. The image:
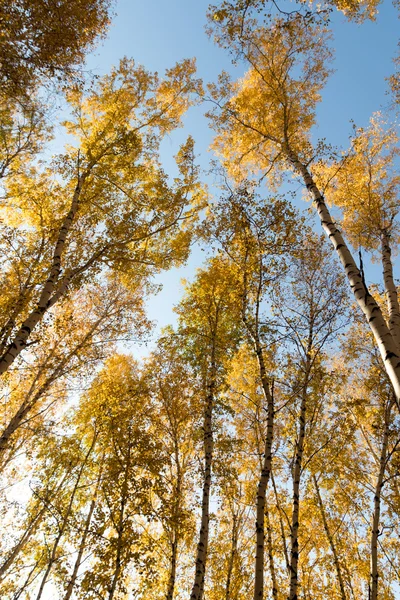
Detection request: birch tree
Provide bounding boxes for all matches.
[207,10,400,405]
[0,58,202,377]
[175,259,241,600]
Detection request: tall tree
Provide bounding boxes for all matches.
[175,259,241,600]
[207,10,400,404]
[0,58,202,376]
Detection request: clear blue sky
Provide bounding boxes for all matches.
[82,0,399,355]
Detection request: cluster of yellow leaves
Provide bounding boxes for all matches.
[208,17,332,185]
[316,116,400,251]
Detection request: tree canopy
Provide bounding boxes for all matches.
[0,1,399,599]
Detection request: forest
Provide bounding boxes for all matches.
[0,0,399,598]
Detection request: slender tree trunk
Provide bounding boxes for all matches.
[0,170,87,376]
[288,337,313,600]
[313,474,347,600]
[254,343,274,600]
[108,437,132,600]
[265,499,278,599]
[0,313,108,457]
[380,230,400,352]
[35,431,97,600]
[190,344,217,600]
[241,251,275,600]
[370,401,391,600]
[225,512,238,600]
[0,468,73,579]
[271,470,290,572]
[166,537,178,600]
[286,147,400,403]
[288,396,306,600]
[63,460,103,600]
[166,436,183,600]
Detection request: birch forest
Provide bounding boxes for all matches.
[1,0,400,599]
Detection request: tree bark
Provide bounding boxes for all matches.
[287,147,400,404]
[108,435,132,600]
[271,470,290,572]
[190,343,217,600]
[225,511,238,600]
[288,333,313,600]
[313,474,347,600]
[380,230,400,353]
[35,431,97,600]
[370,401,391,600]
[265,499,278,599]
[63,459,103,600]
[165,432,183,600]
[0,170,87,376]
[253,343,274,600]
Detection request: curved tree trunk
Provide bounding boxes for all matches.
[380,230,400,353]
[0,170,87,376]
[286,147,400,404]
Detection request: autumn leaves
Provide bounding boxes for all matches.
[0,0,399,599]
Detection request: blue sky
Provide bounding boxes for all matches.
[82,0,399,354]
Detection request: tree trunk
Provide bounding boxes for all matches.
[0,171,86,376]
[370,401,391,600]
[108,437,132,600]
[0,312,108,457]
[165,434,183,600]
[35,431,97,600]
[253,343,274,600]
[63,459,103,600]
[265,499,278,599]
[166,537,178,600]
[380,230,400,353]
[313,474,347,600]
[288,334,313,600]
[271,470,290,572]
[225,512,238,600]
[0,468,73,580]
[190,345,217,600]
[287,147,400,404]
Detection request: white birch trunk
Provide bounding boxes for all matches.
[190,346,217,600]
[35,432,97,600]
[288,333,313,600]
[0,172,86,376]
[225,513,238,600]
[63,460,103,600]
[380,230,400,352]
[370,401,391,600]
[108,435,132,600]
[254,342,274,600]
[286,148,400,403]
[265,499,278,599]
